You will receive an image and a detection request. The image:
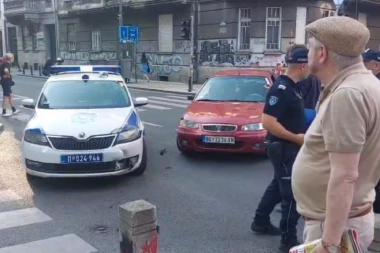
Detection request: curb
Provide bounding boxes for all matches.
[128,87,197,95]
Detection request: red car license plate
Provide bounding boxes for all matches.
[202,136,235,144]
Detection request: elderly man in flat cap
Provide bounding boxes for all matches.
[292,16,380,253]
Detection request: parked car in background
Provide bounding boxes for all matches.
[176,69,275,155]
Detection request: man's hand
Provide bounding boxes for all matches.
[294,133,305,146]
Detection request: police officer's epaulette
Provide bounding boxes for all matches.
[277,84,286,90]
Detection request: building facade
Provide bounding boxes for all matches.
[57,0,336,83]
[338,0,380,50]
[3,0,56,68]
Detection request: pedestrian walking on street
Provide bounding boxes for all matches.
[1,53,20,117]
[141,52,150,82]
[251,44,309,253]
[292,16,380,253]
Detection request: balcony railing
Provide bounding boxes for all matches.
[59,0,103,14]
[4,0,52,14]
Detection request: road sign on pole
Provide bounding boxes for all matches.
[119,26,139,44]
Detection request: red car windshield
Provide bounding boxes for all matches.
[195,76,268,103]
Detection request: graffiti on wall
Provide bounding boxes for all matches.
[60,51,117,61]
[234,54,285,67]
[61,51,90,61]
[90,52,117,60]
[144,54,185,75]
[174,40,191,53]
[198,39,235,66]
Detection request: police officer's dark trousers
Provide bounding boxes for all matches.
[254,142,300,242]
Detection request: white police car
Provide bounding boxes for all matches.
[21,65,149,178]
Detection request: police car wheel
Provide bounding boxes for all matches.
[131,140,147,176]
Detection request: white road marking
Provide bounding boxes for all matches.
[0,234,97,253]
[136,108,146,112]
[0,92,30,99]
[9,113,31,122]
[148,100,188,108]
[148,96,191,104]
[144,104,171,110]
[166,95,189,99]
[0,207,52,230]
[0,190,22,203]
[142,121,163,127]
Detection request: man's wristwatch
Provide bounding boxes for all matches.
[321,239,341,253]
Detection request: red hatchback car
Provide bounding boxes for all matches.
[176,69,275,154]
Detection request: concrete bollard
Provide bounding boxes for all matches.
[119,200,158,253]
[0,123,3,134]
[30,66,33,75]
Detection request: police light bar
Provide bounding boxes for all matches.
[49,65,121,74]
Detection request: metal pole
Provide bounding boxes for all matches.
[53,0,60,59]
[117,0,123,62]
[188,1,195,92]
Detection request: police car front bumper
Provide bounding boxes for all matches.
[21,137,144,178]
[176,128,267,154]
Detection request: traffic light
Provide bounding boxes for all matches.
[181,20,191,40]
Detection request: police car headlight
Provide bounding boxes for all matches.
[179,119,199,129]
[115,126,141,145]
[241,123,264,131]
[24,129,50,146]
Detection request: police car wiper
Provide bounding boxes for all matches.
[224,99,263,103]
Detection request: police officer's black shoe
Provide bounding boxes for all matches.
[250,222,281,235]
[278,236,300,253]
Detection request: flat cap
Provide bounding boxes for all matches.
[305,16,370,57]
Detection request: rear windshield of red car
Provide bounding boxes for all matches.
[195,76,268,103]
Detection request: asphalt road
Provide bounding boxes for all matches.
[0,75,302,253]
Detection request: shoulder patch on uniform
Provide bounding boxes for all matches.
[269,96,278,106]
[278,84,286,90]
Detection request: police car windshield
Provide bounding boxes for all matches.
[37,80,131,109]
[195,76,268,102]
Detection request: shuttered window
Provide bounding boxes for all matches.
[158,14,173,52]
[67,23,76,50]
[92,31,101,50]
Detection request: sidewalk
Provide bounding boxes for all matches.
[12,67,200,95]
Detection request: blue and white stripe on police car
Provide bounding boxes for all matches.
[0,189,97,252]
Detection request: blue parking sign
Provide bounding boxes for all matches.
[119,26,139,44]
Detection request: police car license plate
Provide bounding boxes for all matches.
[202,136,235,144]
[60,154,103,164]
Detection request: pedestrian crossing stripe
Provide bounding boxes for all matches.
[0,189,97,252]
[0,207,52,230]
[0,234,97,253]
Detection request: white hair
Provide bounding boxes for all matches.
[312,38,362,70]
[3,53,13,60]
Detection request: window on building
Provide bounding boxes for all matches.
[158,14,173,52]
[92,30,101,50]
[266,7,282,50]
[238,8,251,50]
[21,26,27,50]
[33,26,39,51]
[67,23,76,51]
[322,10,336,17]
